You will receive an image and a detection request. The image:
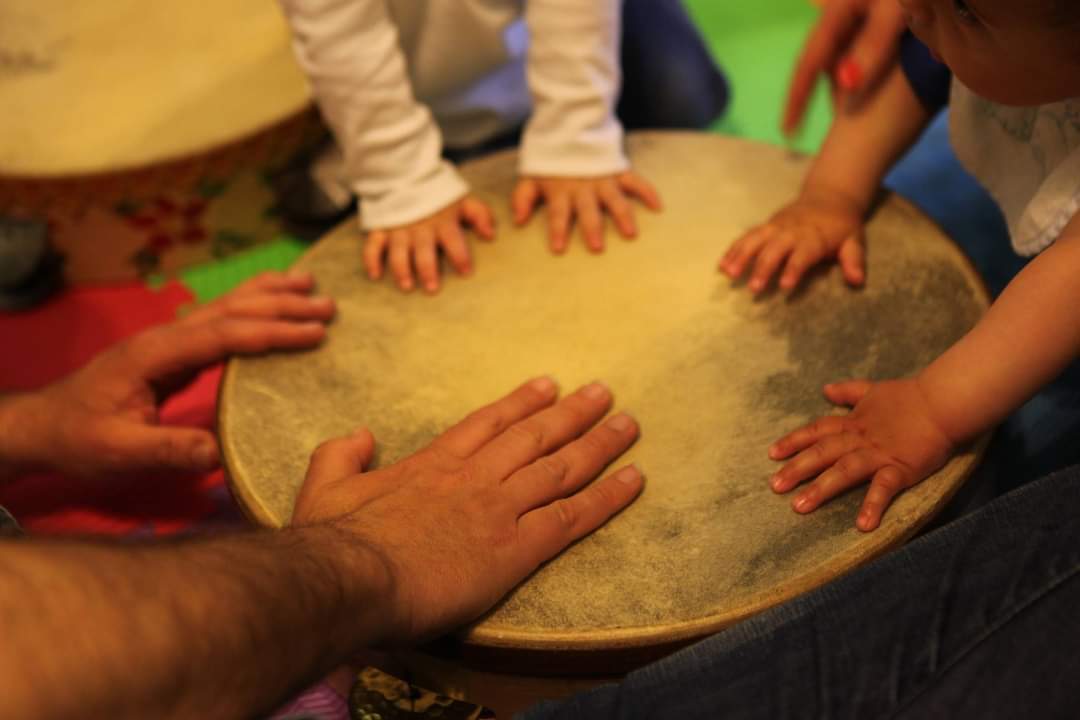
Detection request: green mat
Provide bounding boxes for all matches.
[182,0,830,302]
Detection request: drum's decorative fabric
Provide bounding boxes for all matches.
[350,667,492,720]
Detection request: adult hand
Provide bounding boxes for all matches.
[783,0,907,135]
[767,378,956,532]
[363,195,496,294]
[0,271,335,480]
[293,377,643,644]
[512,172,662,254]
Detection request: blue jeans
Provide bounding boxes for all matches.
[519,466,1080,719]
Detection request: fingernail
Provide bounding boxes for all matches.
[794,494,813,513]
[836,57,863,91]
[770,474,783,491]
[531,376,557,396]
[582,382,610,400]
[617,465,642,484]
[858,509,874,527]
[607,412,634,432]
[192,441,219,471]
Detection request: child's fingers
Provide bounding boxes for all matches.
[617,171,662,211]
[437,221,472,276]
[856,465,912,532]
[824,380,872,407]
[779,239,828,291]
[511,180,540,226]
[363,230,389,281]
[462,196,496,240]
[838,234,866,286]
[791,448,883,514]
[748,233,796,294]
[388,229,415,292]
[574,188,605,253]
[721,225,775,279]
[413,226,440,294]
[546,191,573,254]
[769,415,849,459]
[770,432,866,494]
[597,181,637,238]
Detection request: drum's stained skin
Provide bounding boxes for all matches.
[221,133,990,651]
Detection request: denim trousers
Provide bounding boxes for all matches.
[519,466,1080,719]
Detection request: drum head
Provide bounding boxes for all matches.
[220,132,988,658]
[0,0,310,176]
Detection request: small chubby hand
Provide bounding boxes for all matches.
[768,378,956,532]
[364,195,496,294]
[719,188,865,294]
[292,377,643,644]
[3,271,335,480]
[512,171,662,254]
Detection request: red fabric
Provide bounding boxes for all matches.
[0,282,234,536]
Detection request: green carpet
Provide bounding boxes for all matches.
[181,1,829,302]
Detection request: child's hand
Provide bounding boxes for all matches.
[719,189,866,294]
[365,195,495,294]
[768,378,957,532]
[511,172,662,254]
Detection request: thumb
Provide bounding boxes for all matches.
[824,380,872,407]
[303,428,376,490]
[100,421,220,475]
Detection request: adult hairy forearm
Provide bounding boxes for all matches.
[0,525,389,720]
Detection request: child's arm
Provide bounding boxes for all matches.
[721,61,932,293]
[513,0,662,254]
[770,212,1080,531]
[279,0,494,293]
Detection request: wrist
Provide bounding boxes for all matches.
[912,370,977,448]
[797,179,874,219]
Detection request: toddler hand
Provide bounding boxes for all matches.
[512,172,662,254]
[720,189,865,293]
[364,195,495,294]
[768,378,956,532]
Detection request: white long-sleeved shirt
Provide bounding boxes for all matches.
[279,0,628,229]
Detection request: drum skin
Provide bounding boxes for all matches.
[0,0,316,282]
[220,132,989,681]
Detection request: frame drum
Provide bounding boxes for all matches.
[220,132,989,714]
[0,0,315,282]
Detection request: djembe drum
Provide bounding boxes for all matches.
[0,0,315,283]
[219,132,989,716]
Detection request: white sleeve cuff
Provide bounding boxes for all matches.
[356,161,470,230]
[518,127,630,177]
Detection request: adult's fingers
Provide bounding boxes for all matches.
[128,316,327,380]
[574,188,606,253]
[468,382,614,483]
[546,190,573,254]
[205,293,336,323]
[461,196,496,240]
[229,270,316,297]
[364,230,390,281]
[838,234,866,286]
[436,221,472,276]
[389,229,415,292]
[617,172,662,211]
[769,414,850,460]
[782,0,861,133]
[413,225,440,294]
[824,379,873,407]
[790,448,883,513]
[512,179,541,226]
[96,420,220,476]
[517,465,643,571]
[432,377,559,458]
[597,181,637,238]
[303,429,377,491]
[505,411,639,512]
[857,465,912,531]
[771,432,866,493]
[840,0,906,99]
